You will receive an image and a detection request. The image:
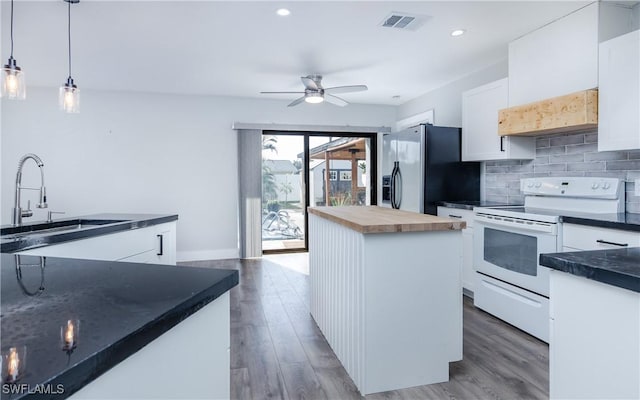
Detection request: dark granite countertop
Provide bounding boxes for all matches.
[1,213,179,253]
[540,248,640,293]
[0,253,238,400]
[436,200,523,211]
[559,212,640,232]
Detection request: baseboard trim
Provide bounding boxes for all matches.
[177,248,239,262]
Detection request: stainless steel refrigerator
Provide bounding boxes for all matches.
[381,124,480,215]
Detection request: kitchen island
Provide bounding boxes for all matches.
[0,253,238,400]
[540,248,640,400]
[308,206,465,395]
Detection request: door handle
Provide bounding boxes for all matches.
[596,239,628,247]
[157,234,164,256]
[448,214,463,219]
[500,136,505,152]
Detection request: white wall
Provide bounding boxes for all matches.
[397,60,508,127]
[1,87,395,260]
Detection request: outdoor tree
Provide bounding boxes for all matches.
[262,136,278,203]
[279,180,293,204]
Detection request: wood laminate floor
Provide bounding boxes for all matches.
[181,253,549,400]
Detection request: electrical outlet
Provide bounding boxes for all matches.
[636,179,640,197]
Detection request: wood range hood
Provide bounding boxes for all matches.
[498,89,598,136]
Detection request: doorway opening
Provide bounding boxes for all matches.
[261,131,377,254]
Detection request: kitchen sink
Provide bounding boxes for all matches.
[1,219,128,239]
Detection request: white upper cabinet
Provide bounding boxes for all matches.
[508,3,599,106]
[598,29,640,151]
[462,78,534,161]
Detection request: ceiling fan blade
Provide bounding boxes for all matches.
[324,85,368,94]
[260,91,305,94]
[287,96,307,107]
[301,76,319,90]
[324,94,348,107]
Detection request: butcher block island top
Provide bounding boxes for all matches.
[307,206,466,233]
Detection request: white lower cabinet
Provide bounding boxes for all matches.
[17,221,177,265]
[437,206,475,295]
[550,271,639,400]
[551,222,640,399]
[562,223,640,251]
[71,292,230,400]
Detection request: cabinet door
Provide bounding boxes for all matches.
[563,223,640,251]
[462,79,508,161]
[18,228,156,261]
[154,222,177,265]
[461,229,474,294]
[437,207,475,294]
[598,30,640,151]
[508,2,598,106]
[17,223,178,265]
[462,78,534,161]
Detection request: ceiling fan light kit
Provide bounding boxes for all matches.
[261,74,368,107]
[305,92,324,104]
[1,0,26,100]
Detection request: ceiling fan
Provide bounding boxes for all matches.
[260,74,368,107]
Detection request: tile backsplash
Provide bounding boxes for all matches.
[484,129,640,213]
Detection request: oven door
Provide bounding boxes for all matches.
[474,213,558,297]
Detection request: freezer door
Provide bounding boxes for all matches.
[395,126,425,213]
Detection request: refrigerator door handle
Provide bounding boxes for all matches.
[390,167,397,209]
[395,167,403,209]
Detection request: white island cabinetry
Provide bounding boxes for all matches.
[308,206,464,395]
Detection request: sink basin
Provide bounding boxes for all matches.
[1,219,128,239]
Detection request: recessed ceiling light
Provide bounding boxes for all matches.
[451,29,466,37]
[276,8,290,16]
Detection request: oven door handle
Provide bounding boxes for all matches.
[474,214,557,235]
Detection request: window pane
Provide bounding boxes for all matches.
[262,134,305,251]
[309,136,371,207]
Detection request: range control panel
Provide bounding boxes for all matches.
[520,177,622,199]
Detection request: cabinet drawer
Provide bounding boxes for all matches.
[437,207,475,228]
[563,224,640,251]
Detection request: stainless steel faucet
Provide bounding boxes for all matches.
[12,153,48,226]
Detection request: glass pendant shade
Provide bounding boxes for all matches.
[59,78,80,113]
[1,59,26,100]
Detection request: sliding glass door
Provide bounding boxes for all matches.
[262,134,305,252]
[262,131,376,254]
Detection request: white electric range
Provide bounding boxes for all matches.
[472,177,625,342]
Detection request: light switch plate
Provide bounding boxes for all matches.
[636,179,640,197]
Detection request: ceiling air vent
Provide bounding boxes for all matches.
[380,12,430,31]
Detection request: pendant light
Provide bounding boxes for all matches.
[1,0,26,100]
[59,0,80,113]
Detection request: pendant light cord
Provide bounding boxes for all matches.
[67,0,72,79]
[10,0,15,58]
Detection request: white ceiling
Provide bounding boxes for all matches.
[1,1,591,105]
